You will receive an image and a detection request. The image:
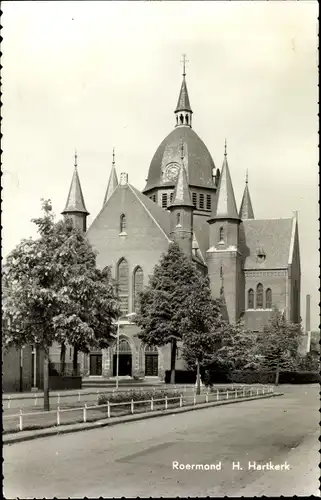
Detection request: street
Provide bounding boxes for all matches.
[3,385,319,498]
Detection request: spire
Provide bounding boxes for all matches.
[175,55,193,127]
[62,152,89,215]
[170,141,193,208]
[214,141,239,220]
[239,170,254,219]
[103,148,119,205]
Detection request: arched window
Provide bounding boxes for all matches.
[113,338,132,354]
[145,344,158,353]
[256,283,263,309]
[117,258,129,314]
[133,266,144,312]
[185,114,189,125]
[266,288,272,309]
[248,289,254,309]
[120,214,126,233]
[176,213,181,226]
[219,227,224,242]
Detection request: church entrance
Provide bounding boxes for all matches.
[145,345,158,376]
[113,339,132,376]
[89,353,102,376]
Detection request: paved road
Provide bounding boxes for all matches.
[4,385,319,498]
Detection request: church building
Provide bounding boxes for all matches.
[61,62,301,381]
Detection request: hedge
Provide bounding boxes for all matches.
[164,370,320,385]
[98,389,181,405]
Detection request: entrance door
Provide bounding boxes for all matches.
[90,354,102,376]
[113,354,132,376]
[145,345,158,376]
[112,338,132,377]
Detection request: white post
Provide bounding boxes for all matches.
[131,399,134,414]
[19,410,23,431]
[250,388,252,396]
[243,387,245,397]
[193,395,196,406]
[57,407,60,426]
[205,393,209,403]
[78,391,81,402]
[83,404,87,423]
[107,401,111,418]
[34,394,37,406]
[151,397,154,411]
[165,396,168,410]
[216,390,219,401]
[256,388,259,396]
[235,389,237,399]
[32,345,37,388]
[180,395,183,407]
[57,393,60,405]
[116,318,120,391]
[226,391,229,400]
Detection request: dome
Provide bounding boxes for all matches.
[143,126,216,193]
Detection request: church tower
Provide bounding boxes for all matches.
[62,151,89,233]
[206,142,243,322]
[175,55,193,128]
[169,141,194,259]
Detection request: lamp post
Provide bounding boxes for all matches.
[116,312,136,390]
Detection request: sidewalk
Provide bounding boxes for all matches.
[3,392,283,445]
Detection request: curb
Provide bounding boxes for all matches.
[3,392,283,445]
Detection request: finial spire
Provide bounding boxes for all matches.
[181,54,189,77]
[245,169,248,184]
[224,139,227,158]
[180,140,184,161]
[103,149,119,205]
[74,149,78,168]
[112,147,115,166]
[239,171,254,220]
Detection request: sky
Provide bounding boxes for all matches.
[2,1,319,329]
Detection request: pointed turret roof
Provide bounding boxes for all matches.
[103,148,118,205]
[239,172,254,219]
[175,75,192,113]
[62,152,89,215]
[175,55,192,113]
[213,141,239,221]
[170,142,193,208]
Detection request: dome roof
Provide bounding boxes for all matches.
[143,126,216,192]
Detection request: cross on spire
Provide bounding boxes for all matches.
[224,139,227,157]
[74,149,78,168]
[181,54,189,77]
[112,147,115,165]
[246,169,248,184]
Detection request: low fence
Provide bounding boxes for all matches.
[3,385,275,434]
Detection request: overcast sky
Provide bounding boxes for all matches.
[2,1,318,329]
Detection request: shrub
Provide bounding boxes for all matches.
[97,389,181,406]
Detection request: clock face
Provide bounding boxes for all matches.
[165,163,180,181]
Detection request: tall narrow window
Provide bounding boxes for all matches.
[120,214,126,233]
[176,213,181,226]
[117,258,129,314]
[265,288,272,309]
[162,193,168,208]
[199,193,204,209]
[219,227,224,242]
[133,266,144,312]
[185,114,189,125]
[192,192,197,208]
[256,283,263,309]
[248,289,254,309]
[170,192,174,203]
[206,194,211,211]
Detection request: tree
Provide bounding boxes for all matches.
[135,242,204,384]
[3,200,119,409]
[256,307,303,385]
[180,275,223,394]
[211,321,260,371]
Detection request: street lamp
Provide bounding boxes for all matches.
[115,312,136,390]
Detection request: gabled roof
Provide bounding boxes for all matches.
[213,153,239,221]
[62,167,89,215]
[239,182,254,220]
[242,218,294,269]
[129,185,171,239]
[175,76,192,113]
